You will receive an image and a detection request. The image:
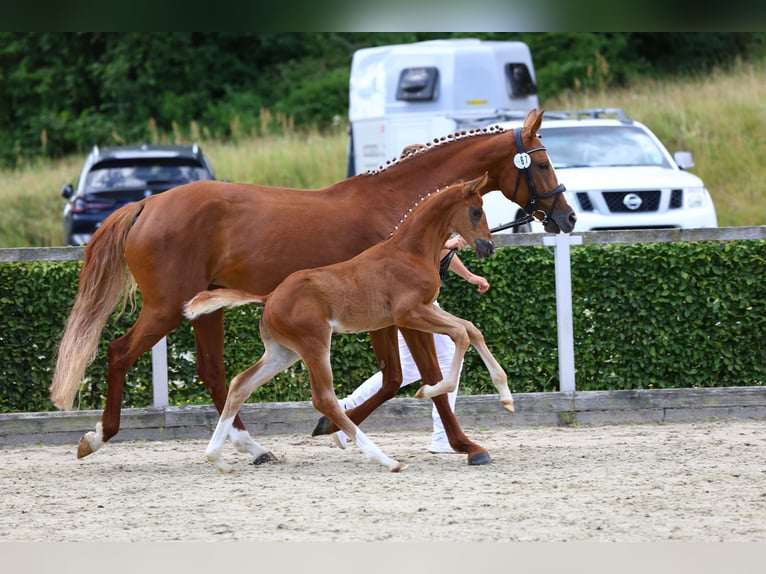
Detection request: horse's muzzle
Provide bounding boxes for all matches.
[474,239,495,259]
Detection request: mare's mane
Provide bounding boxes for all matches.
[360,125,509,176]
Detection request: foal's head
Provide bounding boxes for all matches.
[448,173,494,259]
[499,109,577,234]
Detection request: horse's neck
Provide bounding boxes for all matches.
[388,192,460,265]
[363,130,510,200]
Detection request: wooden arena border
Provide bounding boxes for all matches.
[2,387,764,446]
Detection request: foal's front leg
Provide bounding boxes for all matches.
[401,328,491,465]
[420,307,514,412]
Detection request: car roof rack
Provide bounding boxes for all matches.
[545,108,632,122]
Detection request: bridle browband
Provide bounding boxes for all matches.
[490,127,566,233]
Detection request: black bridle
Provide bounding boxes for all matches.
[441,127,567,278]
[489,127,566,233]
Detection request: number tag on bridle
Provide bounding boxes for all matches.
[513,152,531,169]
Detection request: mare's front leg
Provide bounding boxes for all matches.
[401,328,493,466]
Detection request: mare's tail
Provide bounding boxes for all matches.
[49,201,146,410]
[184,289,266,320]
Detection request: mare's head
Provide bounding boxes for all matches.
[500,109,577,234]
[448,173,495,259]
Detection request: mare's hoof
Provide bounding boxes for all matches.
[253,452,278,465]
[77,437,94,459]
[468,451,493,466]
[311,415,331,436]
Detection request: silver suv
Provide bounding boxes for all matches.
[492,108,717,232]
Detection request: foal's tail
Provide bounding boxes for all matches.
[184,289,266,320]
[50,201,146,411]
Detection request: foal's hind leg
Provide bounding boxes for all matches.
[191,310,260,461]
[205,334,300,473]
[302,348,406,473]
[312,326,404,440]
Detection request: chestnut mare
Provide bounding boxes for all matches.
[183,174,513,472]
[50,109,575,466]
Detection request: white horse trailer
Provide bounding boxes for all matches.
[347,38,541,232]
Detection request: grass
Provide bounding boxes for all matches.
[1,59,764,248]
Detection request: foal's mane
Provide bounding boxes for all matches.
[361,125,509,176]
[386,177,478,240]
[386,184,446,239]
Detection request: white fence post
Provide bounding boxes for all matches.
[152,336,169,407]
[543,234,582,393]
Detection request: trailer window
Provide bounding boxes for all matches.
[505,63,537,97]
[396,67,439,101]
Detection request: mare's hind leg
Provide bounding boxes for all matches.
[78,304,184,458]
[191,309,259,461]
[401,328,493,466]
[205,331,300,473]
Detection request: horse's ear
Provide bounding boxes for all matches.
[465,172,489,195]
[524,108,544,136]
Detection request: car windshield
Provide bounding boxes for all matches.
[539,125,672,169]
[84,160,210,191]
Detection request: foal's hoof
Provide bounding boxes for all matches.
[502,398,515,413]
[311,415,331,436]
[253,452,278,465]
[468,451,493,466]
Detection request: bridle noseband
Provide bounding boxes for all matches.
[491,127,566,233]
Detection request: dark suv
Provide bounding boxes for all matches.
[61,143,216,245]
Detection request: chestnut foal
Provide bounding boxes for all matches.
[183,174,514,473]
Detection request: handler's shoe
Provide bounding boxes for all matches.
[428,441,457,454]
[333,430,348,450]
[427,431,457,454]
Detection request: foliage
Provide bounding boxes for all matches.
[1,241,763,413]
[1,32,763,167]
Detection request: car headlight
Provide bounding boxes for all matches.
[685,187,708,209]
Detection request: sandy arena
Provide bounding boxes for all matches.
[1,419,764,542]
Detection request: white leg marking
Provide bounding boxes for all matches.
[206,415,236,473]
[353,428,406,472]
[229,427,272,460]
[82,421,105,453]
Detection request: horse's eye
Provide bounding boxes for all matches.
[469,206,483,225]
[539,162,550,169]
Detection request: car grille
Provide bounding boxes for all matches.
[576,192,594,212]
[669,189,683,208]
[603,190,660,213]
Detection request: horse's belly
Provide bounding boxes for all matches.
[329,317,391,335]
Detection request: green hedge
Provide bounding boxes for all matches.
[1,241,764,413]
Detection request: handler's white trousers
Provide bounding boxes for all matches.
[338,329,461,446]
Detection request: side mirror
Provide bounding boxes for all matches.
[674,151,694,170]
[61,183,74,199]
